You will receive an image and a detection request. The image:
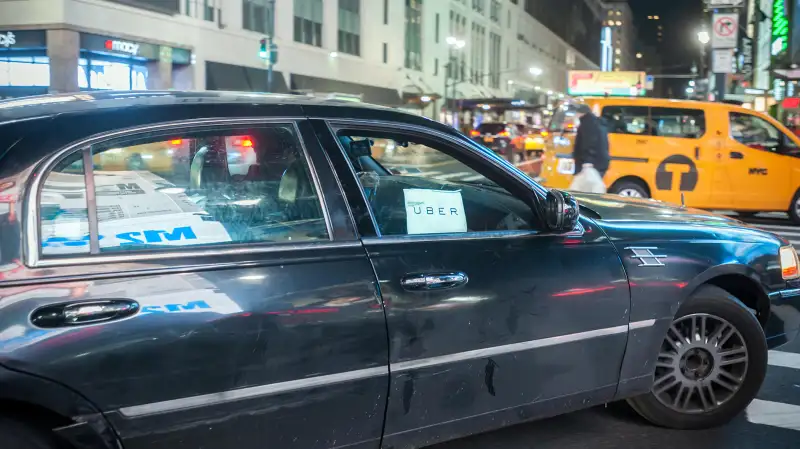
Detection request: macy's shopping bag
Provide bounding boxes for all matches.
[568,164,607,194]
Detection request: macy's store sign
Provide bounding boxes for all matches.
[0,32,16,48]
[104,39,140,55]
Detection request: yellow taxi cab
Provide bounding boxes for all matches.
[539,97,800,223]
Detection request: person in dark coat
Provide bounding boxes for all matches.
[573,104,610,177]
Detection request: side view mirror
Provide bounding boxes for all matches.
[545,189,580,233]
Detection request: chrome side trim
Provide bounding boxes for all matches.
[25,118,328,268]
[118,366,389,418]
[391,324,632,373]
[115,320,657,418]
[778,288,800,299]
[361,223,585,245]
[629,319,657,330]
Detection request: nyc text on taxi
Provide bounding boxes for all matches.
[0,92,799,449]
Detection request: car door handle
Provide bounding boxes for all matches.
[730,151,744,159]
[636,139,648,145]
[694,147,700,159]
[31,299,140,328]
[400,272,469,291]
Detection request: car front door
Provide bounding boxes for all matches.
[2,118,388,449]
[313,119,632,449]
[725,111,792,211]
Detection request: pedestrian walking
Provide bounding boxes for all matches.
[569,104,610,193]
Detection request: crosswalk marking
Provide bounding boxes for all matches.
[768,350,800,370]
[746,399,800,431]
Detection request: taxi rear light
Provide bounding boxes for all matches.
[541,131,549,137]
[499,131,510,137]
[232,137,254,147]
[470,130,480,137]
[169,139,183,146]
[780,246,800,280]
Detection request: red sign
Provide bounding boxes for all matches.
[783,98,800,109]
[715,17,736,37]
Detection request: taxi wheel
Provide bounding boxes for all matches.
[627,285,767,429]
[789,190,800,224]
[0,416,60,449]
[609,180,649,198]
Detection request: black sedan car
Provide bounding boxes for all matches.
[0,92,799,449]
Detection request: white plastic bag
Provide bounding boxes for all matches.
[568,164,607,194]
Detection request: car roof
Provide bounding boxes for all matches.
[583,96,746,112]
[0,90,398,123]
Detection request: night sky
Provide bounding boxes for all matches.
[628,0,707,96]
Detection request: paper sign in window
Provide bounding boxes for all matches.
[404,188,467,235]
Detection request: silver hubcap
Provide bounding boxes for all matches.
[794,198,800,217]
[618,188,643,198]
[652,313,748,414]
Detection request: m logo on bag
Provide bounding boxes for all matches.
[655,155,698,191]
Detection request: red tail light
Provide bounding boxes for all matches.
[470,130,480,137]
[499,131,510,137]
[169,139,183,146]
[232,137,254,147]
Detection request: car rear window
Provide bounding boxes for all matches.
[477,123,506,134]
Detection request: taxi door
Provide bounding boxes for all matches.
[646,107,716,208]
[722,111,793,211]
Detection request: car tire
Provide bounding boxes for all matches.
[789,189,800,225]
[0,416,61,449]
[609,180,649,198]
[627,285,767,429]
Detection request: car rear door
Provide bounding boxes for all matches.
[312,118,633,449]
[0,117,388,449]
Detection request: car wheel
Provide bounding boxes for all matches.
[610,180,649,198]
[0,416,61,449]
[789,189,800,225]
[628,285,767,429]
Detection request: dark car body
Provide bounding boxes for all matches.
[0,91,799,449]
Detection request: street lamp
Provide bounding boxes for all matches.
[697,31,710,45]
[529,67,543,76]
[636,52,643,59]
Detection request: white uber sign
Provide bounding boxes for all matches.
[404,188,467,235]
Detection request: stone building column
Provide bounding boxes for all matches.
[146,46,173,90]
[46,29,80,94]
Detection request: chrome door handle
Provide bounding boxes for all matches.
[31,299,140,328]
[400,272,469,291]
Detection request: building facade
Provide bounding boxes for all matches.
[600,1,636,72]
[0,0,601,114]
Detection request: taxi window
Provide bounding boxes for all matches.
[729,112,781,152]
[601,106,650,135]
[40,124,329,257]
[650,107,706,138]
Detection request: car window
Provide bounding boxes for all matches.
[548,106,579,133]
[729,112,796,154]
[476,123,507,135]
[650,107,706,138]
[40,152,91,255]
[337,130,536,237]
[601,106,650,135]
[40,124,329,256]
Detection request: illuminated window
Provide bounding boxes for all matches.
[0,56,50,87]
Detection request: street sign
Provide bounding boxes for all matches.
[705,0,744,7]
[712,49,735,73]
[712,13,739,49]
[645,75,654,90]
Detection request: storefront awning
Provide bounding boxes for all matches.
[291,74,402,106]
[205,61,289,93]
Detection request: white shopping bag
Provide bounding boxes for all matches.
[568,164,607,194]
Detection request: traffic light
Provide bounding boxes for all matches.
[259,38,268,59]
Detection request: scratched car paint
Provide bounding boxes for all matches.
[0,91,798,449]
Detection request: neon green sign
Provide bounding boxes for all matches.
[772,0,789,56]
